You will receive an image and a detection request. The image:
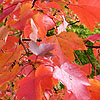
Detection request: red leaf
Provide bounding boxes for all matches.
[16,77,42,100]
[29,40,55,56]
[0,0,3,5]
[46,2,61,10]
[11,3,33,30]
[17,65,53,100]
[69,0,100,31]
[2,35,19,51]
[80,64,92,75]
[93,41,100,59]
[24,23,32,38]
[87,33,100,41]
[36,65,53,91]
[53,62,90,100]
[0,4,17,23]
[21,65,35,77]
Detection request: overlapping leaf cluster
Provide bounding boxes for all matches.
[0,0,100,100]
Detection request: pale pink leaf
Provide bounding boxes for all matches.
[57,16,68,34]
[53,62,90,100]
[94,75,100,82]
[29,19,38,42]
[29,41,55,56]
[43,14,55,30]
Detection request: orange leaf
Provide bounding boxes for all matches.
[0,26,9,40]
[47,31,86,63]
[58,31,87,50]
[0,64,19,85]
[69,0,100,31]
[0,45,24,68]
[0,26,10,49]
[87,79,100,100]
[33,13,55,39]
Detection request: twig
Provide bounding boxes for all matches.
[68,20,80,26]
[1,49,5,53]
[32,0,37,8]
[22,38,31,41]
[86,45,100,48]
[19,38,29,56]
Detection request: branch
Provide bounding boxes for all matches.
[86,45,100,48]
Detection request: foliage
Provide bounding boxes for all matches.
[0,0,100,100]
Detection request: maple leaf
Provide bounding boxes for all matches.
[30,19,38,42]
[0,0,3,5]
[0,40,5,50]
[57,15,68,34]
[87,79,100,100]
[9,2,34,30]
[45,2,61,10]
[69,0,100,31]
[17,64,53,100]
[33,13,55,39]
[0,26,10,42]
[16,77,42,100]
[24,23,32,38]
[87,33,100,41]
[0,45,24,68]
[0,25,10,50]
[29,40,55,56]
[94,75,100,82]
[47,31,87,63]
[0,64,19,85]
[35,64,53,92]
[53,62,90,100]
[93,41,100,59]
[0,4,17,23]
[2,35,19,51]
[80,64,92,76]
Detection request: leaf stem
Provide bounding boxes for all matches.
[84,50,100,74]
